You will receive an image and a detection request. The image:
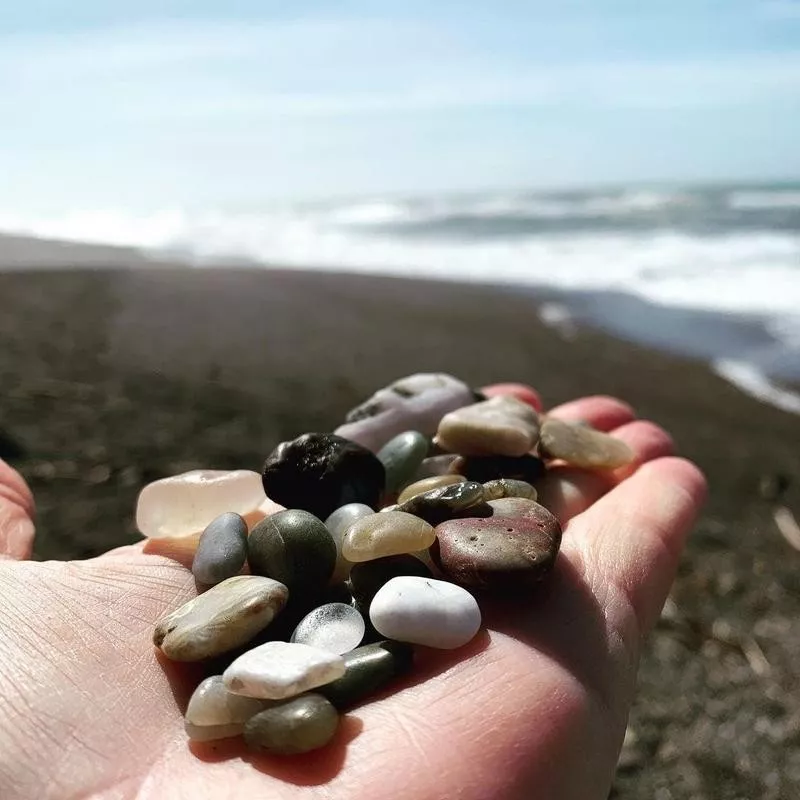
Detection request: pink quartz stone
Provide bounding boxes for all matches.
[136,469,266,539]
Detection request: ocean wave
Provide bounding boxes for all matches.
[728,190,800,210]
[713,359,800,415]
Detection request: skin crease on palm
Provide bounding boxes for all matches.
[0,386,706,800]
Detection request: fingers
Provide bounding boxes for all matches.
[537,420,675,524]
[481,383,543,411]
[547,395,634,431]
[565,457,707,640]
[0,459,35,560]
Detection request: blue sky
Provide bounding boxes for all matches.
[1,1,799,211]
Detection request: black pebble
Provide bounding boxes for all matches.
[452,454,546,484]
[262,432,385,519]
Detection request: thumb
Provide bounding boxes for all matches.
[0,459,35,560]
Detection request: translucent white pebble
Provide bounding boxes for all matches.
[290,603,365,655]
[136,469,266,539]
[223,641,346,700]
[186,675,270,726]
[369,576,481,649]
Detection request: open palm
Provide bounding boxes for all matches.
[0,389,705,800]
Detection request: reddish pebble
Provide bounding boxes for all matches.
[432,498,561,591]
[482,383,543,412]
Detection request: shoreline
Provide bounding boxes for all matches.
[1,244,799,797]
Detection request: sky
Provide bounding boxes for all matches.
[1,1,800,211]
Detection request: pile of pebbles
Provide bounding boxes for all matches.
[141,374,633,756]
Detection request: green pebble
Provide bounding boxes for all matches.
[248,509,336,596]
[243,694,340,755]
[319,641,414,709]
[377,431,430,492]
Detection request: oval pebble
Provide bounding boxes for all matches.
[153,575,288,661]
[539,417,634,470]
[324,503,375,583]
[335,373,475,452]
[136,469,265,539]
[244,694,340,755]
[481,478,537,502]
[369,576,482,649]
[342,511,435,563]
[184,675,271,740]
[290,603,365,655]
[397,474,466,504]
[192,512,248,585]
[320,640,414,709]
[249,509,337,596]
[433,498,562,590]
[435,395,540,457]
[262,433,385,520]
[224,641,346,700]
[412,454,462,481]
[377,431,430,492]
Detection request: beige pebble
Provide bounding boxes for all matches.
[153,575,288,661]
[342,511,436,562]
[397,474,466,504]
[435,396,540,457]
[539,418,634,469]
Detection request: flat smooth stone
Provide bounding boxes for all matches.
[369,576,481,649]
[395,481,489,525]
[244,694,339,755]
[186,675,270,726]
[377,431,430,492]
[262,433,385,519]
[435,395,540,457]
[335,373,475,452]
[136,469,266,539]
[450,454,546,484]
[539,417,634,470]
[290,603,365,655]
[320,640,414,710]
[433,498,562,590]
[192,512,248,585]
[482,478,538,502]
[248,509,337,595]
[324,503,375,583]
[185,721,245,742]
[341,511,435,563]
[153,575,288,661]
[223,641,346,700]
[348,554,433,609]
[397,474,466,504]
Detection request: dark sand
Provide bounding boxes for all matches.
[1,242,799,798]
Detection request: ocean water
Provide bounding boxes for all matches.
[1,183,799,413]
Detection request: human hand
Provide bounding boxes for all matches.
[0,388,705,800]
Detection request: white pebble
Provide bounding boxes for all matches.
[369,576,482,649]
[223,641,345,700]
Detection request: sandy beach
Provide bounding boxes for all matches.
[1,236,798,797]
